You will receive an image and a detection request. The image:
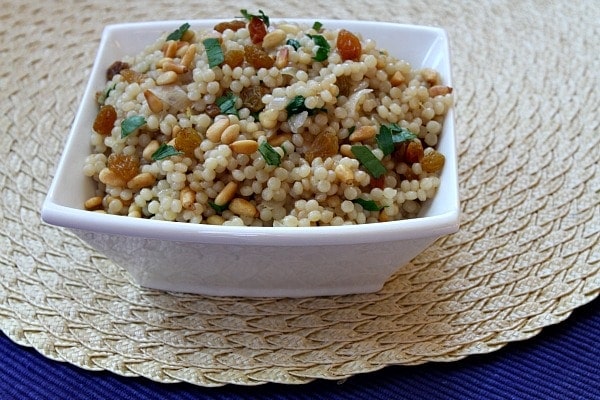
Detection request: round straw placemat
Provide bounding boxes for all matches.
[1,0,598,387]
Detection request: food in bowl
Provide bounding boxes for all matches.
[83,10,453,227]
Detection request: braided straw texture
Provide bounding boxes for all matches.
[1,0,598,386]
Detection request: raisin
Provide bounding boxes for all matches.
[248,16,267,44]
[336,29,362,61]
[205,103,221,118]
[336,75,352,97]
[370,175,385,189]
[93,105,117,136]
[305,130,339,163]
[107,154,139,182]
[244,45,274,69]
[240,85,269,112]
[120,68,143,83]
[174,127,202,158]
[106,61,130,81]
[223,49,245,68]
[421,150,445,173]
[214,20,246,33]
[404,140,424,163]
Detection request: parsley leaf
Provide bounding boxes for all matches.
[286,95,307,116]
[384,123,418,144]
[166,23,191,41]
[352,198,384,211]
[308,34,330,62]
[258,141,281,166]
[151,143,183,161]
[203,38,224,68]
[351,145,386,178]
[286,39,301,50]
[216,92,239,117]
[240,9,270,27]
[121,115,146,138]
[209,201,229,214]
[376,125,395,156]
[312,21,323,31]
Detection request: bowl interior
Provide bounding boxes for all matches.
[42,19,458,246]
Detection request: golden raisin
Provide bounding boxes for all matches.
[248,16,267,44]
[107,154,140,182]
[405,140,424,163]
[174,127,202,158]
[214,20,246,33]
[223,49,245,68]
[93,105,117,136]
[305,130,339,163]
[244,45,274,69]
[240,85,269,112]
[336,29,362,61]
[120,68,143,83]
[421,150,445,173]
[336,75,352,97]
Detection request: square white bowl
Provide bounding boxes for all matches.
[41,19,459,297]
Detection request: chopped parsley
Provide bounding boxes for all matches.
[240,9,270,27]
[258,141,281,166]
[216,92,239,117]
[120,115,146,138]
[209,201,229,214]
[312,21,323,31]
[307,34,330,62]
[351,145,386,178]
[352,198,384,212]
[203,38,224,68]
[285,95,323,117]
[384,123,418,144]
[151,143,183,161]
[286,39,301,50]
[166,23,191,41]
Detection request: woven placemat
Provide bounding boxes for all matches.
[1,0,598,386]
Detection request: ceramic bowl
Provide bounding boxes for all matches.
[42,19,459,297]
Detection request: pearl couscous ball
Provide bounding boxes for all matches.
[84,12,453,227]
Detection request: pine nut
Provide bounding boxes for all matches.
[335,164,354,184]
[156,70,178,85]
[390,71,405,86]
[180,187,196,209]
[181,29,195,42]
[162,61,188,74]
[229,139,258,154]
[428,85,453,97]
[206,117,230,142]
[275,47,289,69]
[267,133,291,147]
[144,90,164,113]
[99,168,126,187]
[181,44,196,69]
[172,125,182,138]
[229,198,258,218]
[349,125,377,142]
[142,140,160,161]
[164,40,178,58]
[220,124,240,144]
[262,29,286,49]
[175,43,189,58]
[206,215,225,225]
[214,181,238,206]
[84,196,103,211]
[127,172,156,190]
[340,144,354,158]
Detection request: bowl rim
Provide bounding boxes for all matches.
[41,19,460,247]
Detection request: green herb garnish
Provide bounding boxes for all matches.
[151,143,183,161]
[258,141,281,166]
[308,34,330,62]
[376,126,395,156]
[216,92,239,117]
[384,123,418,144]
[286,39,301,50]
[286,95,307,116]
[166,23,191,41]
[312,21,323,31]
[120,115,146,138]
[203,38,224,68]
[209,201,229,214]
[351,145,387,178]
[240,9,270,27]
[352,198,384,211]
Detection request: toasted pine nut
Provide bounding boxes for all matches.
[128,210,142,218]
[127,172,156,190]
[206,117,230,142]
[275,47,289,69]
[175,43,189,58]
[156,57,173,68]
[267,133,291,147]
[214,181,238,206]
[335,164,354,184]
[421,68,439,85]
[84,196,103,211]
[220,124,240,144]
[181,44,196,69]
[428,85,453,97]
[156,71,178,85]
[143,90,164,113]
[180,187,196,209]
[143,140,160,161]
[349,125,377,143]
[229,139,259,154]
[164,40,178,58]
[162,61,188,74]
[181,29,195,42]
[390,71,405,86]
[206,215,225,225]
[99,168,126,187]
[378,211,390,222]
[262,29,286,49]
[172,125,182,138]
[229,198,258,218]
[340,144,354,158]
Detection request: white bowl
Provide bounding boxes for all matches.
[41,19,459,297]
